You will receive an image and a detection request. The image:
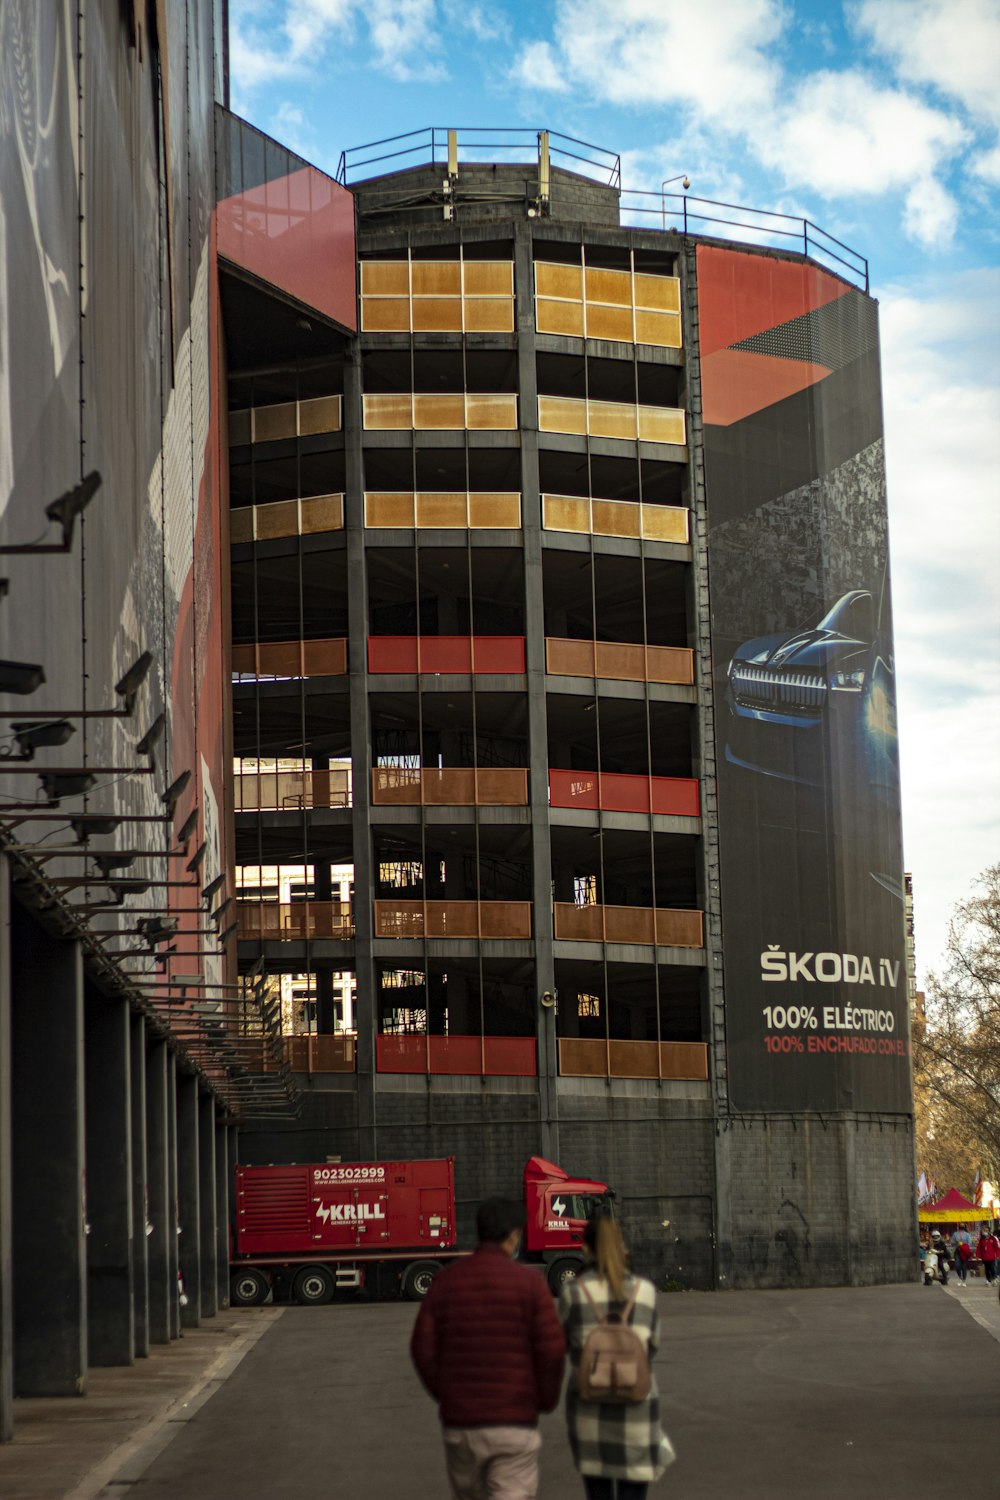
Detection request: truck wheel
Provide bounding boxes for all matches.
[292,1266,336,1305]
[402,1261,441,1301]
[547,1258,580,1294]
[230,1268,270,1306]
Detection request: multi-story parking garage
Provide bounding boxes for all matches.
[226,128,916,1288]
[0,6,916,1441]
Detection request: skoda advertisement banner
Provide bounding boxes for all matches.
[697,245,910,1113]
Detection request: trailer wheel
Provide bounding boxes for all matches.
[292,1266,336,1305]
[547,1258,580,1294]
[402,1261,441,1301]
[230,1268,270,1306]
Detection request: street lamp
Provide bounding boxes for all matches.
[661,175,691,230]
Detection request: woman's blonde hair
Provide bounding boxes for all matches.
[584,1214,628,1301]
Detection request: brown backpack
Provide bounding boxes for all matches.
[576,1280,651,1404]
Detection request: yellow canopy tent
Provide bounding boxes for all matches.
[918,1188,993,1223]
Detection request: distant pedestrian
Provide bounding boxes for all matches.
[952,1226,973,1285]
[976,1226,1000,1283]
[558,1215,675,1500]
[410,1196,565,1500]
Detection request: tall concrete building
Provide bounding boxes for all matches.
[227,129,915,1289]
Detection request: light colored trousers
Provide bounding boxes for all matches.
[442,1425,543,1500]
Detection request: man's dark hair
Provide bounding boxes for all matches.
[476,1197,527,1244]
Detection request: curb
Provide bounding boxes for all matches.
[63,1309,284,1500]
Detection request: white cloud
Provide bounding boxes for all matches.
[851,0,1000,127]
[229,0,444,89]
[509,0,981,247]
[879,268,1000,977]
[519,0,783,122]
[511,40,571,93]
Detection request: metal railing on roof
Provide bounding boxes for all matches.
[337,126,621,189]
[334,124,869,292]
[622,189,869,291]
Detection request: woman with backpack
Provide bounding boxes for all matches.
[558,1215,675,1500]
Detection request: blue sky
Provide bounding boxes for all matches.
[229,0,1000,982]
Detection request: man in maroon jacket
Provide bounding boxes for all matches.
[411,1197,566,1498]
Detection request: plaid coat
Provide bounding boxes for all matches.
[558,1269,674,1482]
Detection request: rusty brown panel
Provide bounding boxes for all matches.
[644,645,695,684]
[557,1038,608,1078]
[609,1040,659,1079]
[654,908,705,947]
[659,1042,709,1081]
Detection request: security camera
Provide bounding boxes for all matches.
[682,176,690,190]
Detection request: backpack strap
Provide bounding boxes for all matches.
[578,1280,606,1325]
[580,1276,640,1325]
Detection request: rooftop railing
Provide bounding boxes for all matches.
[335,125,869,292]
[338,127,621,189]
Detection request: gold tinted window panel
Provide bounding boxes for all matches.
[463,262,514,297]
[411,297,464,332]
[585,304,634,343]
[535,262,584,300]
[634,310,682,348]
[633,273,681,312]
[411,261,462,296]
[585,267,632,307]
[536,299,585,338]
[361,261,410,296]
[537,396,588,435]
[463,298,515,333]
[361,298,412,333]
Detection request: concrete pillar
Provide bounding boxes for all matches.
[345,340,377,1158]
[515,223,558,1160]
[130,1015,149,1356]
[0,860,13,1439]
[145,1039,173,1343]
[11,902,87,1395]
[176,1072,201,1327]
[84,987,134,1366]
[198,1093,218,1316]
[215,1120,230,1308]
[166,1053,180,1338]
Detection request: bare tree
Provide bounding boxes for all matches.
[913,865,1000,1191]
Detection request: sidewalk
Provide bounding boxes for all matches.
[3,1282,999,1499]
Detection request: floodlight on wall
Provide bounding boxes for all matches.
[0,719,75,761]
[136,713,165,760]
[39,770,98,804]
[0,660,46,695]
[161,770,192,817]
[91,852,135,875]
[115,651,153,711]
[0,471,101,554]
[71,815,123,840]
[203,873,226,903]
[218,922,238,944]
[176,808,199,846]
[186,841,207,873]
[212,895,234,923]
[109,879,152,902]
[137,916,179,947]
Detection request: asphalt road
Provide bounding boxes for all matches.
[106,1281,1000,1499]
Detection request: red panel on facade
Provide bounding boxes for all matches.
[484,1038,537,1076]
[650,776,701,818]
[597,772,649,814]
[368,636,526,674]
[376,1035,426,1073]
[217,166,357,332]
[696,244,848,357]
[549,770,699,818]
[549,769,600,810]
[428,1037,482,1074]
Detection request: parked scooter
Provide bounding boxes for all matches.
[923,1234,950,1285]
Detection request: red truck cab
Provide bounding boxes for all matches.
[522,1156,614,1291]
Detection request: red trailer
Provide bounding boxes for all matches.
[230,1154,613,1305]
